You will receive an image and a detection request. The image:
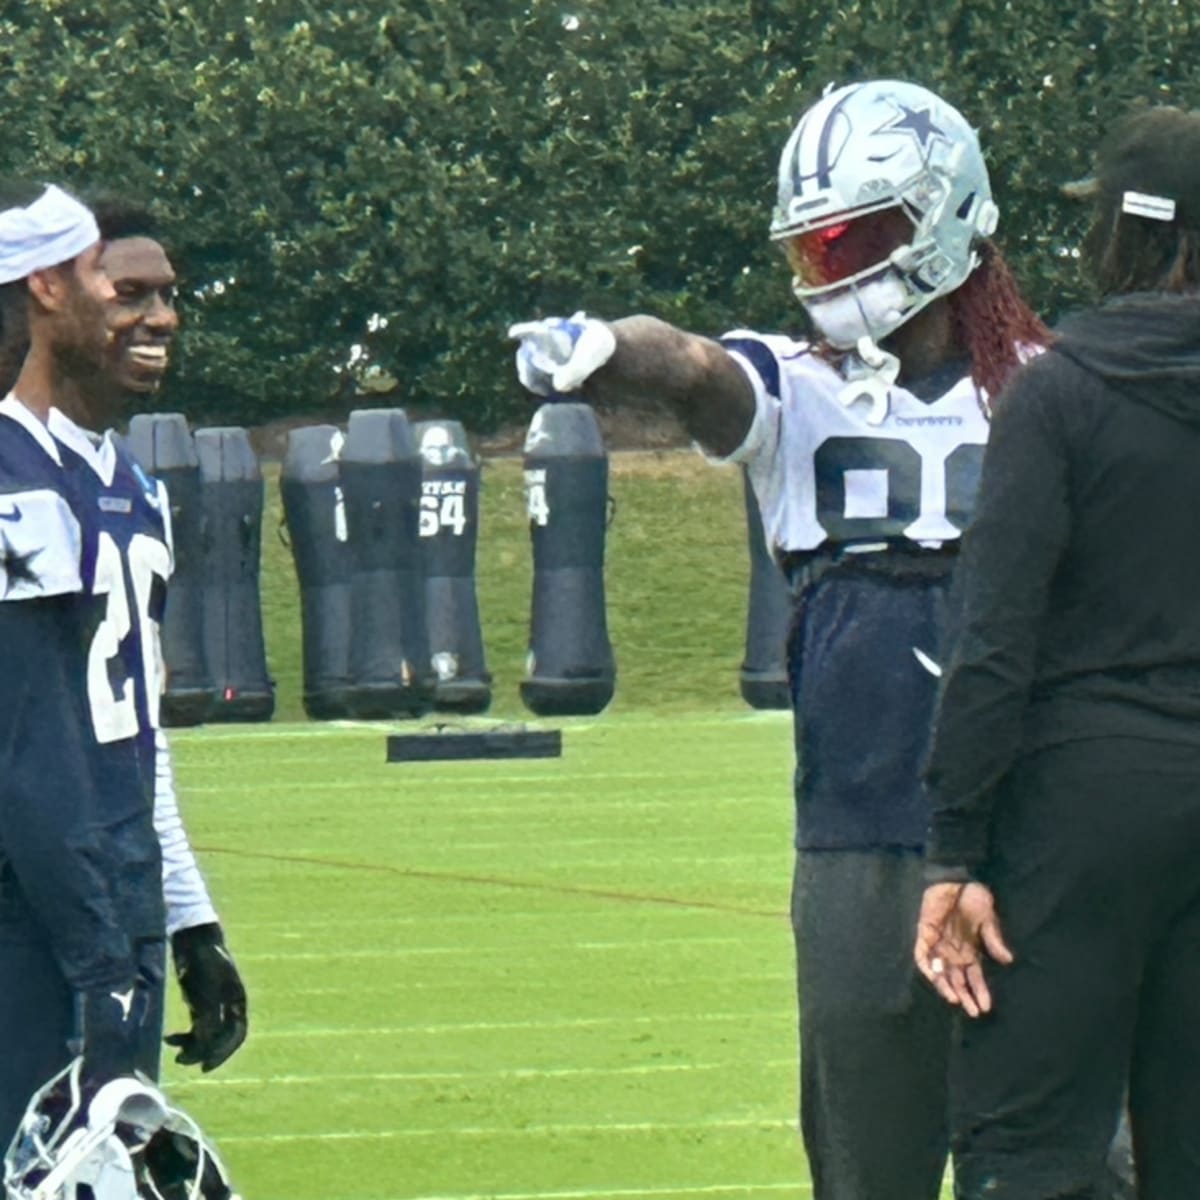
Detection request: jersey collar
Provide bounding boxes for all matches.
[47,406,117,486]
[0,393,63,465]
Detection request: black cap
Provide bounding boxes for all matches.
[1062,105,1200,230]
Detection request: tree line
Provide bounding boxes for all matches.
[3,0,1197,429]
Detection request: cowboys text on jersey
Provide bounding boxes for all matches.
[720,332,990,554]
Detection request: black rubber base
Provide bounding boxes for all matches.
[432,680,493,715]
[303,689,353,721]
[345,682,436,721]
[205,692,277,723]
[386,729,562,762]
[739,673,791,711]
[519,677,614,717]
[160,687,218,727]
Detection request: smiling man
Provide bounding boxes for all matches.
[56,203,181,419]
[0,186,245,1149]
[99,234,177,394]
[73,201,249,1086]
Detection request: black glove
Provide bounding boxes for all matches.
[165,923,247,1072]
[72,982,140,1091]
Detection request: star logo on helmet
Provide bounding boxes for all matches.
[876,104,947,152]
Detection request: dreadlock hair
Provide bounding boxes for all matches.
[949,240,1051,405]
[1079,106,1200,298]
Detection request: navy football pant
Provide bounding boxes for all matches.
[0,932,165,1148]
[951,739,1200,1200]
[793,848,951,1200]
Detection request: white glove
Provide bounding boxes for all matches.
[507,311,617,396]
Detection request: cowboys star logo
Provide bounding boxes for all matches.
[0,532,39,597]
[874,103,949,153]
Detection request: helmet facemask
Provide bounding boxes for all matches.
[4,1061,238,1200]
[782,205,921,349]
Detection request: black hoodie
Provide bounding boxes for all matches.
[926,293,1200,867]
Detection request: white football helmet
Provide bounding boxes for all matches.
[770,79,999,349]
[4,1061,237,1200]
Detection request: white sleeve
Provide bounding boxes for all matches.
[156,478,176,573]
[154,729,219,935]
[715,355,781,466]
[700,329,787,469]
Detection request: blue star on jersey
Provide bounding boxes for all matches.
[0,534,39,595]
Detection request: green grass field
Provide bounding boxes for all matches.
[164,712,803,1200]
[160,449,950,1198]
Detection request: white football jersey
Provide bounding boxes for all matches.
[718,332,992,553]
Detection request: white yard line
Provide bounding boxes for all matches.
[249,1009,790,1039]
[253,975,794,995]
[171,1059,796,1089]
[241,945,786,962]
[218,1114,795,1145]
[233,908,763,931]
[181,774,769,792]
[405,1187,807,1200]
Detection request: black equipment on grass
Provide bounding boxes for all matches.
[125,412,216,726]
[415,420,491,714]
[280,425,354,719]
[340,408,434,718]
[386,727,561,762]
[194,427,275,721]
[740,471,792,709]
[520,401,615,716]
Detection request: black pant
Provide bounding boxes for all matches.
[793,848,951,1200]
[952,738,1200,1200]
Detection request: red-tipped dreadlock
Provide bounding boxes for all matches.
[950,241,1052,406]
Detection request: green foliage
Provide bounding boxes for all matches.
[3,1,1200,427]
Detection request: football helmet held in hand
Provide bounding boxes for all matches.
[771,79,999,349]
[4,1059,238,1200]
[508,311,616,396]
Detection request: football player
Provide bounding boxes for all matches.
[510,80,1048,1199]
[0,183,245,1149]
[56,202,247,1081]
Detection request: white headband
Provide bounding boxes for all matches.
[0,185,100,285]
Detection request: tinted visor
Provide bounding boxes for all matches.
[782,207,914,289]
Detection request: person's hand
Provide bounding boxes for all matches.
[914,881,1014,1017]
[508,311,616,396]
[165,923,248,1072]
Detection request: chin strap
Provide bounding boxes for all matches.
[835,336,901,426]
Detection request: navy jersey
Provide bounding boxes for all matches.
[0,398,135,991]
[716,334,995,849]
[48,409,171,941]
[48,412,171,769]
